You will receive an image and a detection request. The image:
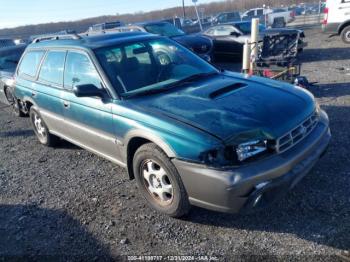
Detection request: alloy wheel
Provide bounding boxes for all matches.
[141,160,174,206]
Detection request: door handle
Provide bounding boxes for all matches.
[31,92,37,97]
[63,101,70,108]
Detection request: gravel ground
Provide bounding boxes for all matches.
[0,28,349,261]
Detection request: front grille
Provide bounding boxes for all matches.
[276,111,318,153]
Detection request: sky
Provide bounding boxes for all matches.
[0,0,217,29]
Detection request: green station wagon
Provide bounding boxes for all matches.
[14,32,331,217]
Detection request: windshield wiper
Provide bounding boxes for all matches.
[122,71,219,99]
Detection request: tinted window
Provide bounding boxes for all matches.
[39,51,66,85]
[235,23,266,35]
[227,12,240,19]
[144,23,185,37]
[247,10,255,16]
[64,52,101,89]
[217,14,227,22]
[213,25,235,36]
[257,9,264,15]
[18,50,45,77]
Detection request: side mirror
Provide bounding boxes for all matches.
[73,84,105,98]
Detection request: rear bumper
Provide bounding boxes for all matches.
[172,111,331,213]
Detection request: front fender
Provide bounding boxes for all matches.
[124,129,177,160]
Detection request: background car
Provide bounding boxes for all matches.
[212,12,241,25]
[0,38,16,49]
[106,22,214,61]
[242,7,294,27]
[202,22,263,59]
[203,21,306,60]
[0,44,27,114]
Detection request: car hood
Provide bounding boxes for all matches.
[171,34,212,53]
[130,72,315,143]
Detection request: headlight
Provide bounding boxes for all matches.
[236,140,268,162]
[199,139,269,166]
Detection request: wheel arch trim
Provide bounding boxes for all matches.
[124,129,177,159]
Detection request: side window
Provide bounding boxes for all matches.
[205,28,215,35]
[213,25,234,36]
[18,50,45,78]
[257,9,264,16]
[247,10,255,16]
[38,51,66,86]
[64,52,102,89]
[218,14,227,22]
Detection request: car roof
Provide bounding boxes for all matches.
[26,31,160,51]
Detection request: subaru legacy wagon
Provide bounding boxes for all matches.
[14,32,331,217]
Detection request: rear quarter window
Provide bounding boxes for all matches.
[18,50,45,78]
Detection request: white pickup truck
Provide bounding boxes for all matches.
[242,8,295,27]
[322,0,350,44]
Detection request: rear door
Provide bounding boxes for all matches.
[61,50,121,163]
[35,50,67,135]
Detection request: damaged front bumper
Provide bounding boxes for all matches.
[172,111,331,213]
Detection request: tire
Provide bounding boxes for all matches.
[29,108,59,146]
[133,143,190,218]
[341,26,350,44]
[4,87,25,117]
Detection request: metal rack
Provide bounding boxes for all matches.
[32,34,82,43]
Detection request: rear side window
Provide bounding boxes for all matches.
[64,51,101,89]
[39,51,66,86]
[18,50,45,77]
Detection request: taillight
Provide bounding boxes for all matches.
[323,7,328,25]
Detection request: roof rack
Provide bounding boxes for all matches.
[32,33,82,43]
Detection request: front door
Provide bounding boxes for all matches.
[61,50,122,164]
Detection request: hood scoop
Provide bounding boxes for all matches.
[209,83,247,99]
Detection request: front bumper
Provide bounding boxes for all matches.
[172,111,331,213]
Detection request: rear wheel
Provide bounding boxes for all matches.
[30,108,59,146]
[133,143,190,218]
[341,26,350,44]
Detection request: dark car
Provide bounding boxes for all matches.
[212,12,241,25]
[14,32,330,217]
[0,44,27,114]
[0,38,16,49]
[103,22,213,62]
[203,21,306,60]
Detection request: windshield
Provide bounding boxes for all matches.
[95,38,218,97]
[144,23,185,37]
[235,23,266,35]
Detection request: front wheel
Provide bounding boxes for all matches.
[133,143,190,218]
[30,108,59,146]
[341,26,350,44]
